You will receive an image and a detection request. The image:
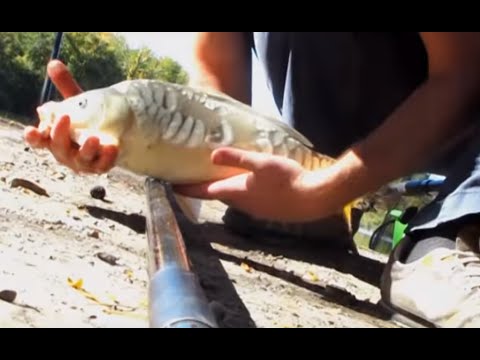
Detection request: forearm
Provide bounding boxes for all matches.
[192,32,252,105]
[313,73,480,212]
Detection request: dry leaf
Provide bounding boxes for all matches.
[307,271,319,282]
[10,178,49,197]
[67,277,84,289]
[124,269,134,279]
[240,262,253,273]
[67,277,142,317]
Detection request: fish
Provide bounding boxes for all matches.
[36,79,393,230]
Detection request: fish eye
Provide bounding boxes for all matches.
[78,99,88,109]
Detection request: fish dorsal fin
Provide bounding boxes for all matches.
[196,86,315,149]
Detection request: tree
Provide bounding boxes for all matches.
[122,47,189,84]
[60,32,125,91]
[0,32,45,118]
[0,32,190,120]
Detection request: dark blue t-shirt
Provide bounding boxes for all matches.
[249,32,428,156]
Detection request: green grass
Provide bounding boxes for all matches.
[354,232,371,250]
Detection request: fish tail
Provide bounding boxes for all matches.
[342,203,353,233]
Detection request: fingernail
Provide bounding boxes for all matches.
[47,59,64,72]
[80,154,95,164]
[41,127,50,139]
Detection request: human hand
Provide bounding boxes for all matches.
[174,147,340,222]
[24,60,118,174]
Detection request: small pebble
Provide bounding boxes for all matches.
[96,252,118,266]
[90,186,106,200]
[0,290,17,303]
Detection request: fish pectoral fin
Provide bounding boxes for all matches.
[72,129,119,147]
[173,193,205,224]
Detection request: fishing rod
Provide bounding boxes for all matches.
[39,32,64,106]
[145,178,218,328]
[388,177,445,196]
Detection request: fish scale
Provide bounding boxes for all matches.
[36,79,396,230]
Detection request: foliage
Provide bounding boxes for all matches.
[356,172,437,249]
[0,32,189,120]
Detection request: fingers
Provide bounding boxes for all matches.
[203,175,248,198]
[50,115,74,164]
[74,138,118,174]
[173,183,215,199]
[26,115,117,174]
[78,136,100,162]
[211,148,267,172]
[75,137,100,170]
[174,174,248,200]
[91,145,118,173]
[173,182,213,199]
[173,183,216,200]
[47,60,83,98]
[24,126,50,149]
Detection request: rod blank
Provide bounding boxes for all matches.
[144,178,218,328]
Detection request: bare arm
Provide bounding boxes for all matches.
[311,32,480,212]
[192,32,252,105]
[175,32,480,223]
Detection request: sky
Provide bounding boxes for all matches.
[115,32,280,117]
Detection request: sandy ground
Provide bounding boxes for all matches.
[0,118,401,328]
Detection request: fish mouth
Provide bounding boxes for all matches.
[36,104,56,131]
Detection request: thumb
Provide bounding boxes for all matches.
[47,60,83,98]
[212,148,268,172]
